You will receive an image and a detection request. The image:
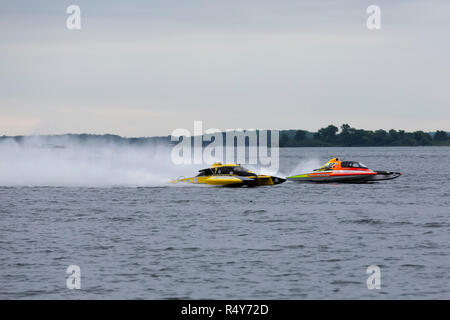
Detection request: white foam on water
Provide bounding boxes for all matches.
[0,136,201,187]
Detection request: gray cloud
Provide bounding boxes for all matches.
[1,0,449,135]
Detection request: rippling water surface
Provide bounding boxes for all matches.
[1,147,449,299]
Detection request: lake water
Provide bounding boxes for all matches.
[1,147,449,299]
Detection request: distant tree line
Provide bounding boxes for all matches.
[279,124,449,147]
[1,125,449,147]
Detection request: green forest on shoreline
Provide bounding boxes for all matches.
[279,124,449,147]
[1,124,449,147]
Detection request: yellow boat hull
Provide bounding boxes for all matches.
[171,175,285,187]
[205,176,245,185]
[170,163,286,187]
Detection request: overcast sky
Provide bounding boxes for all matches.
[1,0,449,136]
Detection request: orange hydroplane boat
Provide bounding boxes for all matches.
[287,158,401,183]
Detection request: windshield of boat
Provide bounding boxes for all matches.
[196,168,214,176]
[232,166,255,176]
[358,162,368,169]
[216,167,235,175]
[341,161,368,169]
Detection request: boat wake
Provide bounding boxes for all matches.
[288,158,323,176]
[0,136,196,187]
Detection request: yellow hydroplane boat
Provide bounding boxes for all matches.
[171,163,286,187]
